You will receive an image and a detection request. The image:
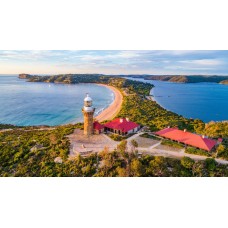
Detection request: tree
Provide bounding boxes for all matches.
[216,144,225,157]
[148,156,167,176]
[130,159,143,177]
[116,167,128,177]
[181,157,194,169]
[192,161,206,177]
[117,140,127,154]
[130,139,138,153]
[131,139,138,148]
[49,133,58,145]
[205,158,217,172]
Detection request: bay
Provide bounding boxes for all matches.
[125,77,228,123]
[0,75,114,126]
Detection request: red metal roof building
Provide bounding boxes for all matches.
[104,118,140,135]
[155,127,218,151]
[93,121,104,134]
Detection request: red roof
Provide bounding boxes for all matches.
[155,128,217,151]
[93,121,104,130]
[104,118,139,133]
[218,138,223,143]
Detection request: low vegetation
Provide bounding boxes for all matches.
[140,133,161,140]
[202,121,228,138]
[108,134,126,141]
[0,124,18,130]
[108,133,136,141]
[1,129,228,176]
[0,124,79,176]
[185,147,210,157]
[161,139,185,149]
[216,139,228,160]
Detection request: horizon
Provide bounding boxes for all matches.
[1,50,228,75]
[2,74,228,77]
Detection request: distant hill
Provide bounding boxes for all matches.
[18,73,32,79]
[125,75,228,83]
[19,74,228,84]
[18,74,105,84]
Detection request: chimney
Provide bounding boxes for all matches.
[184,129,187,132]
[202,135,205,138]
[120,118,123,123]
[126,117,129,122]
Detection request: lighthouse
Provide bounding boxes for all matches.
[82,93,95,136]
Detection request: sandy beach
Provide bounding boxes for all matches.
[95,84,123,122]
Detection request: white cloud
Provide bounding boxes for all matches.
[179,59,223,66]
[165,65,214,71]
[0,50,228,75]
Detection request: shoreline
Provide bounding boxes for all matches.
[4,75,225,126]
[0,78,123,127]
[95,84,123,122]
[128,78,228,123]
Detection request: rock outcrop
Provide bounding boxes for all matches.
[18,73,31,79]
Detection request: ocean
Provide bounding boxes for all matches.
[0,75,114,126]
[125,77,228,123]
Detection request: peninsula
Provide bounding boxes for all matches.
[125,75,228,83]
[0,74,227,177]
[20,73,228,84]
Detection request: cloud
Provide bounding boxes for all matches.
[179,59,223,66]
[0,50,228,75]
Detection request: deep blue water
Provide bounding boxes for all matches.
[0,76,114,126]
[125,77,228,123]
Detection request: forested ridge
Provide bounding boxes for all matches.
[126,75,228,83]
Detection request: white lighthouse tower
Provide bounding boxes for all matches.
[82,93,95,136]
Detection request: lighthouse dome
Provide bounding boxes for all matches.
[84,93,93,108]
[84,93,92,102]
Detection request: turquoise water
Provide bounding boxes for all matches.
[125,77,228,123]
[0,76,114,126]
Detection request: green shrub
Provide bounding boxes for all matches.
[181,157,194,169]
[161,139,185,149]
[185,147,209,157]
[109,134,125,141]
[205,158,217,171]
[140,133,160,140]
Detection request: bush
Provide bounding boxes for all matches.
[0,124,18,130]
[161,139,185,149]
[140,133,161,140]
[108,133,136,141]
[205,158,217,171]
[181,157,194,169]
[216,143,228,160]
[185,147,209,157]
[108,134,125,141]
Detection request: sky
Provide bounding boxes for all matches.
[0,50,228,75]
